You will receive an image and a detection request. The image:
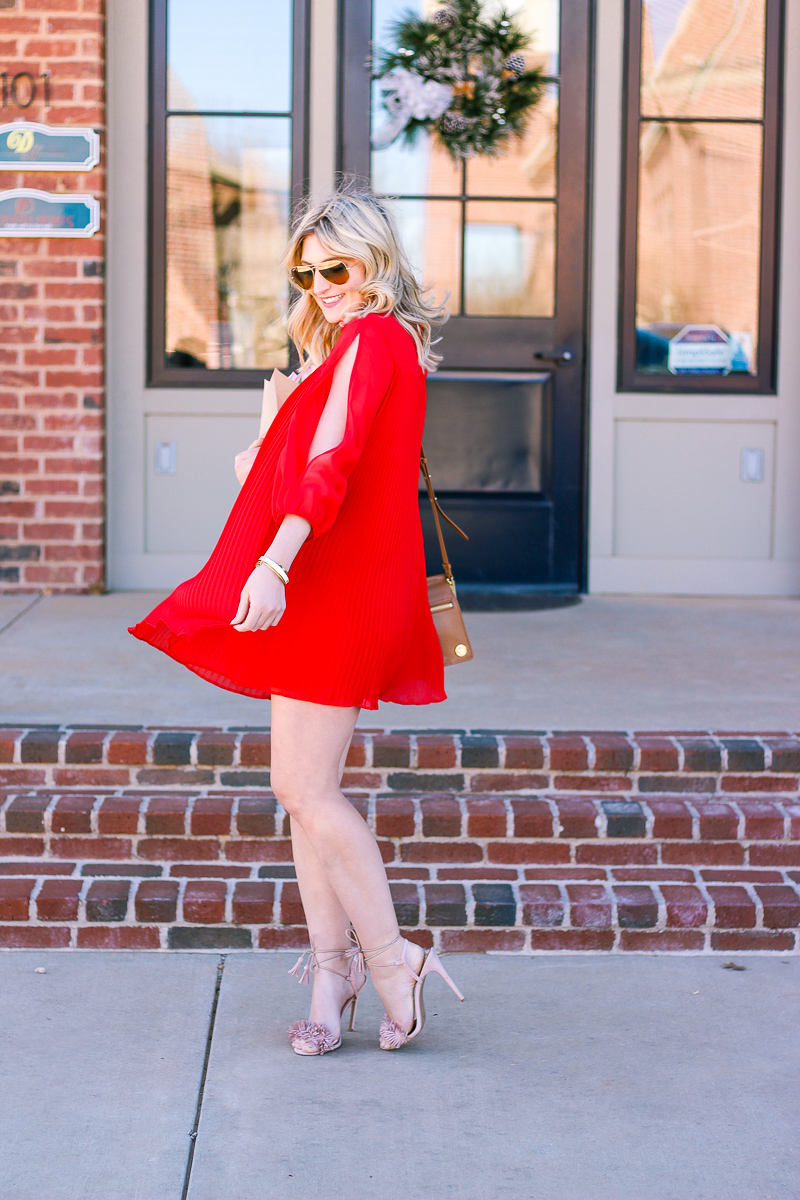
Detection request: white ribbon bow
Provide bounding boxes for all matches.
[371,67,454,149]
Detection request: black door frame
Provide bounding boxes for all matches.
[338,0,594,591]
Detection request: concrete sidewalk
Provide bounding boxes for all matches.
[2,952,797,1199]
[1,591,799,729]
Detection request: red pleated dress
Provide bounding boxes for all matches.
[128,312,446,710]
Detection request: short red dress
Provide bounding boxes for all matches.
[128,312,446,709]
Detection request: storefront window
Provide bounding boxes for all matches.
[150,0,306,383]
[370,0,560,318]
[619,0,783,392]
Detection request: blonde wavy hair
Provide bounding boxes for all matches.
[284,185,448,372]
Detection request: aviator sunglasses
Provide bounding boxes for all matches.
[291,259,351,290]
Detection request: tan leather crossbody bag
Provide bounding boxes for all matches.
[420,447,474,666]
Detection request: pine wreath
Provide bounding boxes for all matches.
[372,0,545,160]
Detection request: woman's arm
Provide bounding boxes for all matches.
[306,336,358,461]
[230,514,311,632]
[272,322,393,538]
[230,338,361,633]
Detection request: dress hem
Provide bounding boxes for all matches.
[128,619,447,711]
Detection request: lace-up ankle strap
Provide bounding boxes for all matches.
[357,933,403,963]
[288,942,352,986]
[355,934,421,980]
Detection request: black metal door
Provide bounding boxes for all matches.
[339,0,592,590]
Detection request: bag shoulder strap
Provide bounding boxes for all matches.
[420,445,468,586]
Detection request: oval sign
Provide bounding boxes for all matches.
[0,188,100,237]
[0,121,99,171]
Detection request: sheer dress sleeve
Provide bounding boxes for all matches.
[271,317,396,537]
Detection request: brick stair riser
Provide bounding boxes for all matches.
[1,729,800,785]
[0,861,798,952]
[1,730,798,952]
[2,794,800,857]
[2,800,798,952]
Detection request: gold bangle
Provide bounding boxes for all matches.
[255,555,289,585]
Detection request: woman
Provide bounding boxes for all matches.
[129,188,464,1055]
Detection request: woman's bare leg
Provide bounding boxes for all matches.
[286,739,354,1033]
[287,820,354,1038]
[271,695,423,1037]
[288,734,354,956]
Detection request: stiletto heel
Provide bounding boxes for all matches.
[359,934,465,1051]
[347,992,358,1032]
[421,947,466,1003]
[287,933,366,1056]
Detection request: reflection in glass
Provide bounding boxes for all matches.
[166,116,291,370]
[371,102,462,196]
[465,201,555,316]
[167,0,292,113]
[467,84,558,197]
[635,121,761,374]
[423,376,543,491]
[373,0,418,49]
[384,198,461,309]
[641,0,765,119]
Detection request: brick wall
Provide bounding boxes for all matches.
[2,728,799,951]
[0,0,105,592]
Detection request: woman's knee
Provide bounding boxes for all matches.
[269,697,358,811]
[270,761,301,813]
[270,762,326,827]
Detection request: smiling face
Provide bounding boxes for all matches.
[299,232,368,324]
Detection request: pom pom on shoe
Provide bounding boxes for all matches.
[288,1020,340,1055]
[379,1015,411,1050]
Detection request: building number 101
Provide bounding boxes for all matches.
[0,72,51,110]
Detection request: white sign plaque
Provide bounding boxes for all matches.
[668,325,732,375]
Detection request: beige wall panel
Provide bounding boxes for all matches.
[772,0,800,565]
[589,556,800,596]
[586,0,625,565]
[613,421,775,560]
[309,0,338,199]
[145,415,257,556]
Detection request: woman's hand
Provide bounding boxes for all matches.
[230,564,285,632]
[234,437,264,486]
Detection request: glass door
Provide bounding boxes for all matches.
[339,0,591,588]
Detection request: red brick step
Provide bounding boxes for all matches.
[1,727,797,952]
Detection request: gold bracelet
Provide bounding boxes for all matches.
[255,555,289,585]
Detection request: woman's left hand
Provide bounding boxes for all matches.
[234,437,264,486]
[230,565,286,632]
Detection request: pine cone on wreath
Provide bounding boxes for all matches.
[440,111,468,133]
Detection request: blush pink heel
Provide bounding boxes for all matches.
[362,934,465,1051]
[287,935,366,1056]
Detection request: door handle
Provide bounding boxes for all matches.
[533,349,575,368]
